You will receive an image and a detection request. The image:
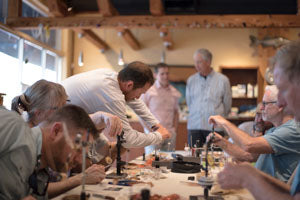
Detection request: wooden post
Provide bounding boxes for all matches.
[8,0,22,18]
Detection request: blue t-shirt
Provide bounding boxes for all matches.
[291,162,300,195]
[255,119,300,182]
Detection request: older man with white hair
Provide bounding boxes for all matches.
[208,85,300,182]
[186,48,232,147]
[214,42,300,200]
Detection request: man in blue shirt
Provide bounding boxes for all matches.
[208,85,300,182]
[216,41,300,199]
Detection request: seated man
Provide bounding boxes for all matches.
[208,85,300,182]
[216,41,300,200]
[0,104,105,199]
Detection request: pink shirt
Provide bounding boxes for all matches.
[141,80,181,132]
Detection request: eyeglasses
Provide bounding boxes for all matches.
[262,101,277,107]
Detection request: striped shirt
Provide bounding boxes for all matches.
[186,70,232,130]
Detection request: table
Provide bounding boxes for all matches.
[53,152,254,200]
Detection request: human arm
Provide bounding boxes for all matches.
[105,99,169,148]
[185,79,191,107]
[173,109,179,131]
[218,162,294,200]
[89,111,122,137]
[208,115,273,154]
[47,164,105,198]
[206,132,259,162]
[223,77,232,116]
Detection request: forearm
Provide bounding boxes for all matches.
[219,139,259,162]
[173,110,179,130]
[243,169,292,200]
[47,175,81,198]
[223,122,256,150]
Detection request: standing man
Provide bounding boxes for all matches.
[216,42,300,200]
[63,61,170,148]
[141,63,181,154]
[186,49,232,147]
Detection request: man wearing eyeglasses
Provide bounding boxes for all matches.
[0,104,104,200]
[207,85,300,182]
[213,41,300,200]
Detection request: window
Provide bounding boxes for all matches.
[0,28,61,109]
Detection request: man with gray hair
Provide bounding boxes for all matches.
[208,85,300,182]
[215,42,300,199]
[186,48,231,147]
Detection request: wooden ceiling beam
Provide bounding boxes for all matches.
[75,29,109,51]
[47,0,68,17]
[8,0,22,18]
[150,0,164,16]
[23,0,53,16]
[6,14,300,29]
[160,28,173,50]
[117,28,141,50]
[97,0,119,17]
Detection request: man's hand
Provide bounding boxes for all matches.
[154,124,171,140]
[102,113,123,137]
[75,164,105,185]
[217,162,254,190]
[208,115,228,128]
[206,132,225,147]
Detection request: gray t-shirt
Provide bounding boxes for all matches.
[255,119,300,182]
[0,107,37,199]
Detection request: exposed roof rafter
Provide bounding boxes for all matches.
[117,28,141,50]
[150,0,164,16]
[47,0,68,17]
[75,29,109,51]
[6,14,300,29]
[43,0,110,51]
[8,0,22,18]
[97,0,119,17]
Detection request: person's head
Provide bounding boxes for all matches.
[273,41,300,121]
[261,85,283,123]
[118,61,154,101]
[11,80,68,127]
[40,104,97,172]
[193,48,213,76]
[154,63,169,87]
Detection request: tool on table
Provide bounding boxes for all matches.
[92,193,115,200]
[195,125,219,200]
[106,131,127,179]
[108,179,137,186]
[80,131,90,200]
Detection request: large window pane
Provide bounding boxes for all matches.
[45,52,57,82]
[0,29,19,58]
[22,41,42,85]
[0,29,21,109]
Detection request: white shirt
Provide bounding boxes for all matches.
[62,68,162,148]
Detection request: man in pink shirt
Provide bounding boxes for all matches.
[141,63,181,154]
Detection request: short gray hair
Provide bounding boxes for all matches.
[193,48,213,62]
[272,41,300,82]
[264,85,278,101]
